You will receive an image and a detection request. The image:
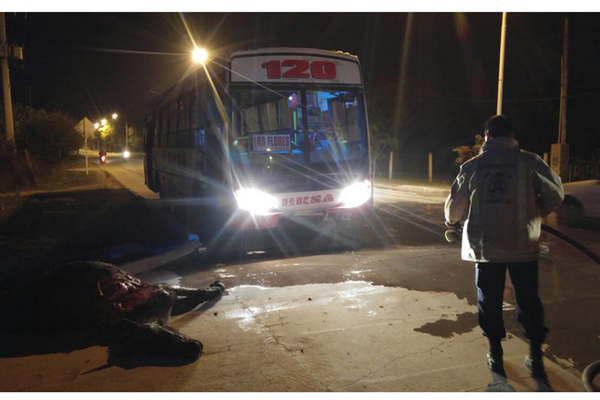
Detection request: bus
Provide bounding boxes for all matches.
[144,47,373,246]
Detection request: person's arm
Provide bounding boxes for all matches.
[444,165,470,225]
[532,156,565,216]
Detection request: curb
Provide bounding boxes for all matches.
[120,241,207,275]
[375,183,450,197]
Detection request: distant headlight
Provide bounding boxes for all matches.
[338,180,371,208]
[234,188,278,216]
[122,150,131,159]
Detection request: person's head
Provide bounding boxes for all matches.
[483,115,513,140]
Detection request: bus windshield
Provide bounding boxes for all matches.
[230,87,367,165]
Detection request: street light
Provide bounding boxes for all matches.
[191,47,209,65]
[100,118,108,127]
[112,112,119,120]
[94,122,100,129]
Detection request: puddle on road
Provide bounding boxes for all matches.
[201,280,582,391]
[220,281,387,333]
[218,280,468,335]
[342,269,374,280]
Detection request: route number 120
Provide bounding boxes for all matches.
[261,60,337,80]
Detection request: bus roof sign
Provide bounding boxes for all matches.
[230,48,362,85]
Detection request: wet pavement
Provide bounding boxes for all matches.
[0,158,598,391]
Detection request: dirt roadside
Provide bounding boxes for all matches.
[0,158,187,288]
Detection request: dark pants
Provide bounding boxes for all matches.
[475,261,548,343]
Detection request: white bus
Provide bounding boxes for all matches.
[144,47,373,244]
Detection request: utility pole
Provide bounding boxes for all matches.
[496,12,515,301]
[428,152,433,183]
[496,12,508,115]
[75,117,93,175]
[558,17,569,145]
[0,12,15,152]
[551,16,570,180]
[125,120,128,148]
[84,120,88,175]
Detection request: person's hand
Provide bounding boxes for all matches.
[444,221,462,243]
[445,221,462,229]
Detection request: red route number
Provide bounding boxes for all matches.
[261,60,336,80]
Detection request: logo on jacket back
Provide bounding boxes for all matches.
[484,168,513,204]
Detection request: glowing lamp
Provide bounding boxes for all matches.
[191,47,209,65]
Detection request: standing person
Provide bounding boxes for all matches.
[444,115,564,380]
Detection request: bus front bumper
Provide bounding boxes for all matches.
[232,203,372,231]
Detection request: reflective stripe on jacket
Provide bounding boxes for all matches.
[444,137,564,263]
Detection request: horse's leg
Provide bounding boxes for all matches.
[106,319,202,359]
[170,281,225,316]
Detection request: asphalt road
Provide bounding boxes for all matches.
[1,156,598,391]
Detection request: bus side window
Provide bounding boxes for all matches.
[186,91,193,147]
[191,90,205,148]
[161,106,166,147]
[158,106,167,147]
[161,106,168,147]
[155,109,161,146]
[176,92,192,147]
[154,110,160,147]
[205,126,223,182]
[168,100,177,147]
[201,92,224,181]
[145,117,154,152]
[204,91,222,130]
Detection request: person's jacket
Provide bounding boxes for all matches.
[444,137,564,263]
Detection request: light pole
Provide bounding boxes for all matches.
[112,111,129,157]
[84,120,88,175]
[496,12,508,115]
[0,13,15,152]
[552,16,570,180]
[111,112,121,149]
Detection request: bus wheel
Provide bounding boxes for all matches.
[205,227,247,262]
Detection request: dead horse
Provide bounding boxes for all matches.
[0,261,225,360]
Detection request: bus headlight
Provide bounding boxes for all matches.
[339,180,371,208]
[234,188,278,216]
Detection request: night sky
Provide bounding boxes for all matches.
[6,12,600,158]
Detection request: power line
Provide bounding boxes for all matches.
[416,91,600,104]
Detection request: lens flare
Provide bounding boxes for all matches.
[235,188,278,215]
[339,180,371,208]
[192,47,209,65]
